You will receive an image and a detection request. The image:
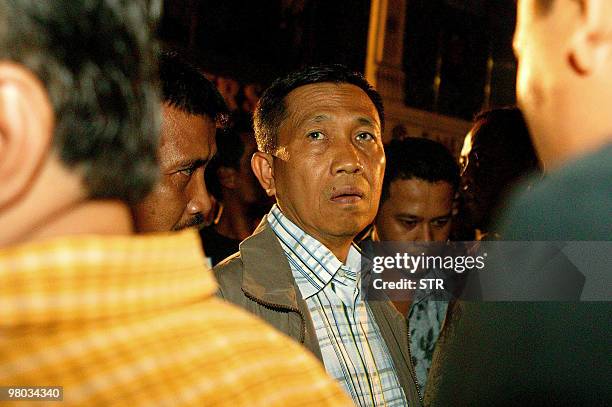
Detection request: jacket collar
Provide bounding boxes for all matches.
[238,218,302,309]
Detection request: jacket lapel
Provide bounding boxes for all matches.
[238,219,323,360]
[239,219,299,308]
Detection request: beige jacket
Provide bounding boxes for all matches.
[214,220,423,406]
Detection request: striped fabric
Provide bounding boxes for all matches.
[0,229,351,406]
[268,205,408,407]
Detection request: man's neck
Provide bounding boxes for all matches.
[2,200,133,247]
[33,200,133,242]
[542,132,612,171]
[1,155,134,247]
[214,198,254,241]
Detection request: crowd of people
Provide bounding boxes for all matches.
[0,0,610,406]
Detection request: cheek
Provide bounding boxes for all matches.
[436,223,452,239]
[156,180,188,214]
[389,223,418,241]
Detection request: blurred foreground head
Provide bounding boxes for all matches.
[514,0,612,168]
[0,0,160,246]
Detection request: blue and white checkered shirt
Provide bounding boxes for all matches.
[268,205,408,407]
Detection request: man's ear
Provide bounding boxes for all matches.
[251,152,276,196]
[0,62,54,209]
[569,0,612,75]
[217,166,238,189]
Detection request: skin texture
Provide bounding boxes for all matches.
[514,0,612,169]
[373,179,453,242]
[252,83,385,262]
[134,104,216,232]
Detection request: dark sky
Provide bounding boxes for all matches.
[160,0,371,84]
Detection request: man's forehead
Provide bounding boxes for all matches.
[159,104,216,162]
[283,82,380,125]
[391,178,454,202]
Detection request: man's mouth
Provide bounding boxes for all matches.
[330,186,365,204]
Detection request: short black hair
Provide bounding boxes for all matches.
[254,64,384,154]
[467,107,541,177]
[0,0,160,204]
[381,137,460,203]
[460,106,541,232]
[160,51,228,123]
[205,113,254,200]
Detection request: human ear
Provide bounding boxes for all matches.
[569,0,612,75]
[0,63,53,209]
[251,152,276,196]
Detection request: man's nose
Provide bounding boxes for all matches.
[419,224,434,242]
[332,139,364,175]
[186,169,213,217]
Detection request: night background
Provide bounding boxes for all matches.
[160,0,518,143]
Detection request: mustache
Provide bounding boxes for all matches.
[172,213,206,231]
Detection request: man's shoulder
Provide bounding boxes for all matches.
[212,222,286,300]
[195,297,351,405]
[499,145,612,240]
[213,251,245,299]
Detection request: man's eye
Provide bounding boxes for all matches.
[401,220,418,229]
[356,132,375,141]
[307,131,325,140]
[178,167,195,176]
[432,218,450,228]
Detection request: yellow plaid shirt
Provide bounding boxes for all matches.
[0,230,351,406]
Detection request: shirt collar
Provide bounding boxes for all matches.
[267,204,361,300]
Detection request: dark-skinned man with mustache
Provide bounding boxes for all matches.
[133,51,225,232]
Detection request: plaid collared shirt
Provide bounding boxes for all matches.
[268,205,408,407]
[0,229,351,406]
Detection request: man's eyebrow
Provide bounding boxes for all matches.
[298,114,330,127]
[396,213,421,220]
[173,157,212,170]
[356,116,380,130]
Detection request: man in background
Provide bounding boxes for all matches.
[133,51,226,232]
[201,114,272,265]
[366,137,459,395]
[456,107,541,240]
[0,2,351,405]
[371,137,458,244]
[425,1,612,405]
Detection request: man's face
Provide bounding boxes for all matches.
[513,0,575,161]
[134,104,216,232]
[271,83,385,245]
[374,178,453,242]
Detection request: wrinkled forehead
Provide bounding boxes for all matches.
[281,82,381,132]
[160,104,216,159]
